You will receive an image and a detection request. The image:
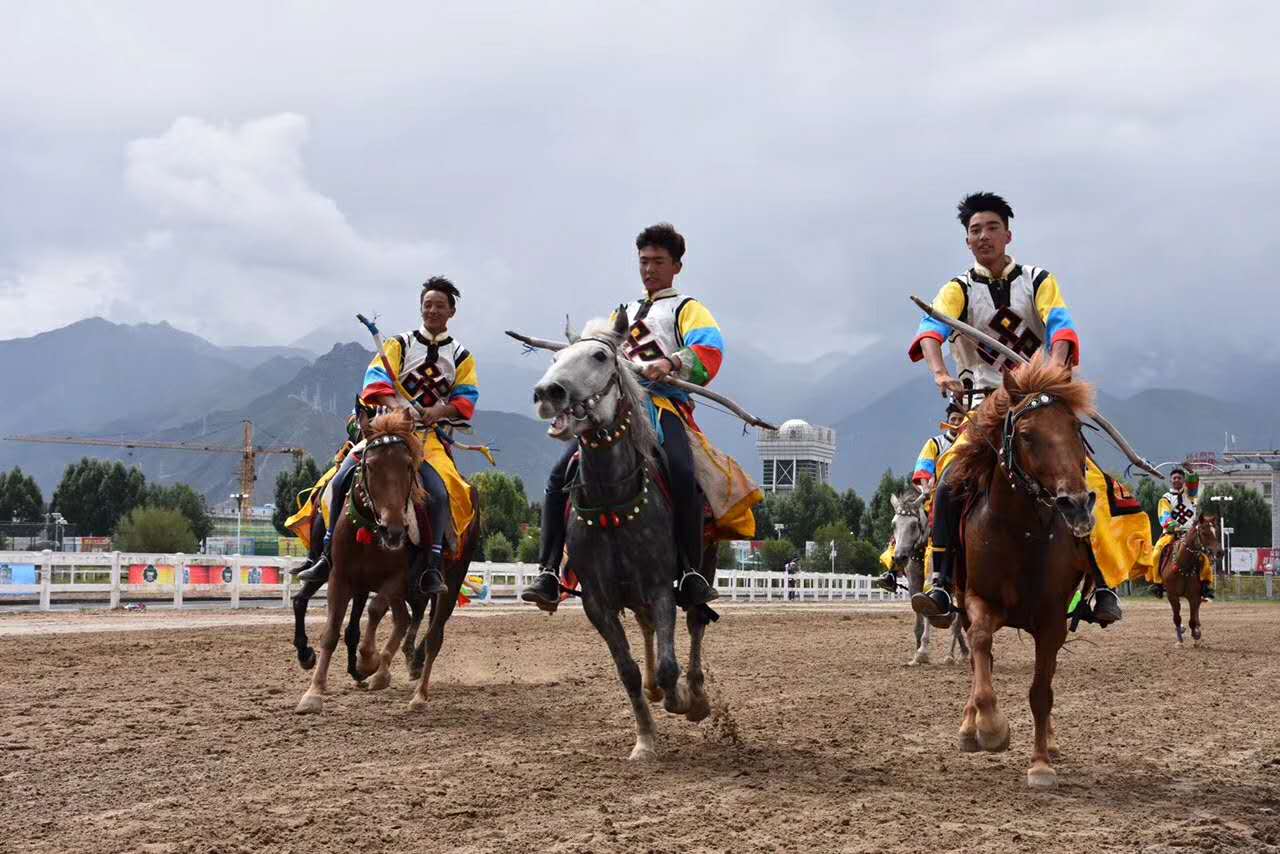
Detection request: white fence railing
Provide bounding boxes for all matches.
[0,551,905,612]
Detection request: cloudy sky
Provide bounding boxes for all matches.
[2,1,1276,368]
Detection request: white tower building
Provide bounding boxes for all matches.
[756,419,837,493]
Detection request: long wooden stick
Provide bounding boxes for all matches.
[909,296,1164,479]
[505,330,780,431]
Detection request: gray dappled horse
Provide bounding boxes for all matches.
[532,310,714,760]
[891,489,968,666]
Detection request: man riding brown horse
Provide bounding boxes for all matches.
[297,276,480,597]
[908,191,1123,627]
[1146,467,1215,600]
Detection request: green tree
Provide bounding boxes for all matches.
[840,488,865,538]
[863,469,909,546]
[114,507,198,553]
[517,532,540,563]
[847,539,884,575]
[760,538,796,572]
[50,458,147,535]
[1200,483,1272,548]
[472,471,535,546]
[1134,477,1162,539]
[273,456,323,536]
[753,495,778,540]
[773,474,842,547]
[808,523,861,573]
[716,540,736,568]
[484,531,514,563]
[0,467,44,522]
[145,483,214,543]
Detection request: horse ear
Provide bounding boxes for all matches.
[564,314,579,344]
[613,305,630,338]
[890,494,901,511]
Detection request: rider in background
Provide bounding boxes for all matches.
[876,401,964,593]
[1146,467,1213,599]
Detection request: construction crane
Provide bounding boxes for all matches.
[4,420,306,521]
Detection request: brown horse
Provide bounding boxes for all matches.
[296,410,424,714]
[362,480,481,710]
[1160,512,1222,648]
[945,352,1098,788]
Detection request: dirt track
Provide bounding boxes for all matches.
[2,600,1278,853]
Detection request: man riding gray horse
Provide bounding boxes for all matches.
[523,223,727,609]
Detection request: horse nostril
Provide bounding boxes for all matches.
[535,382,566,405]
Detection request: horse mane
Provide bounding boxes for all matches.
[947,351,1096,492]
[367,408,427,505]
[579,317,659,456]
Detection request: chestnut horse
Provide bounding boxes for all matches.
[945,353,1098,788]
[1160,511,1222,648]
[296,410,423,714]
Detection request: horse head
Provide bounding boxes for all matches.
[1180,511,1223,572]
[360,409,425,551]
[890,490,928,566]
[998,355,1097,539]
[532,308,654,451]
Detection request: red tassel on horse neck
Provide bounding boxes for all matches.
[355,527,374,545]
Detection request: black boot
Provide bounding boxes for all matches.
[912,548,955,628]
[521,569,563,606]
[1150,583,1165,598]
[677,570,719,607]
[1091,586,1122,625]
[414,549,447,596]
[296,548,331,583]
[1201,581,1215,600]
[876,570,898,593]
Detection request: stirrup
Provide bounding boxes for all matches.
[520,570,563,606]
[296,554,330,582]
[1090,588,1123,625]
[875,572,898,593]
[678,571,719,606]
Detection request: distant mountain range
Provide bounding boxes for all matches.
[0,316,1275,506]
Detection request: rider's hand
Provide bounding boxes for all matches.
[933,371,964,397]
[418,403,445,426]
[642,357,675,382]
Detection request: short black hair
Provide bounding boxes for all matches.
[635,222,685,263]
[957,192,1014,229]
[1170,466,1186,478]
[420,275,461,308]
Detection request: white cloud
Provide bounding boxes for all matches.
[0,113,454,344]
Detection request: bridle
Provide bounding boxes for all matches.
[1172,516,1220,576]
[350,432,416,546]
[892,498,928,567]
[997,392,1083,513]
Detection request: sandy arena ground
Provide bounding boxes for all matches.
[1,599,1278,854]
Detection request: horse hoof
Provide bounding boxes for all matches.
[909,654,930,666]
[408,695,428,711]
[298,649,317,671]
[368,670,391,691]
[977,721,1010,753]
[295,694,323,715]
[628,743,657,762]
[686,699,712,723]
[943,656,956,666]
[1193,639,1202,648]
[644,687,665,704]
[958,731,980,753]
[1027,763,1057,788]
